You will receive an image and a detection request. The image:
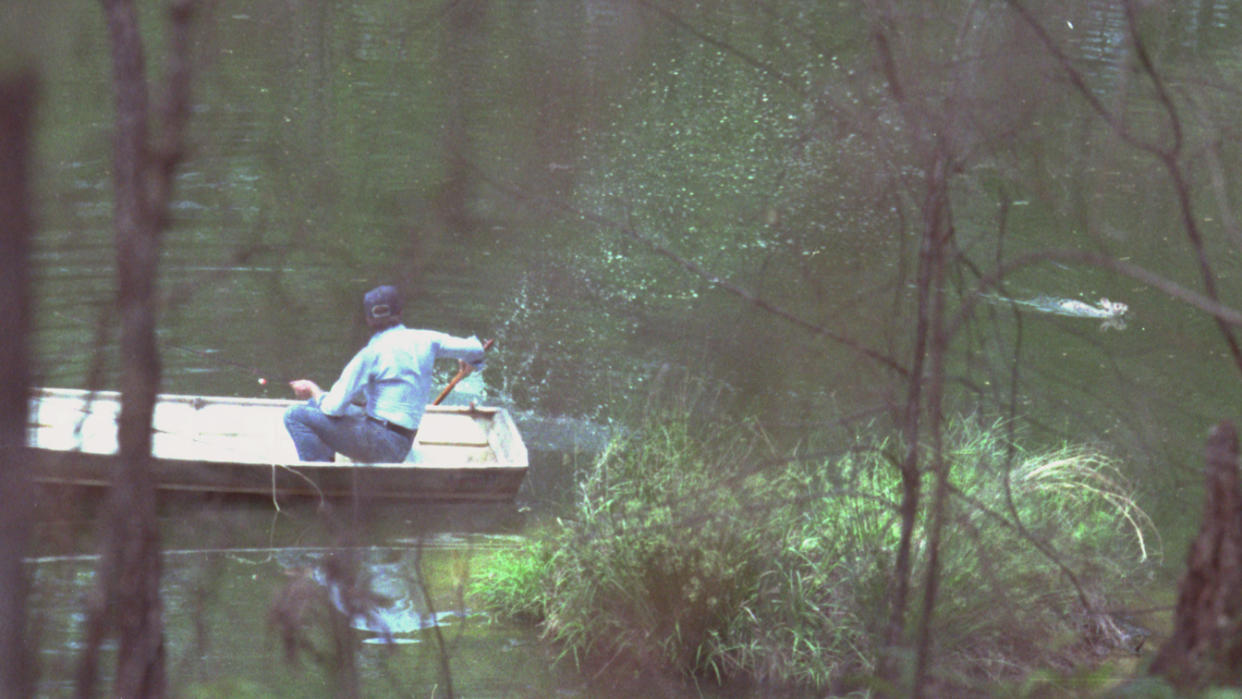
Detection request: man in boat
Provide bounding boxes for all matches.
[283,285,487,463]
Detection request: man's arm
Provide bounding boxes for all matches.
[437,333,487,369]
[292,348,372,415]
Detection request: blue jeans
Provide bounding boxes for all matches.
[283,400,414,463]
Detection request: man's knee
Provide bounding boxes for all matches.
[284,401,318,430]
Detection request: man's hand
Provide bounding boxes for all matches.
[457,359,474,377]
[289,379,323,400]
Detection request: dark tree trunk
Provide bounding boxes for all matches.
[77,1,195,696]
[1149,421,1242,690]
[91,1,167,696]
[0,70,39,699]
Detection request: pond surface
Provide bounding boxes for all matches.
[29,498,562,697]
[20,0,1242,694]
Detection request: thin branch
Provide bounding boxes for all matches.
[1005,0,1154,153]
[635,0,807,98]
[477,170,911,379]
[1006,0,1242,376]
[950,248,1242,339]
[1120,0,1181,155]
[413,538,455,699]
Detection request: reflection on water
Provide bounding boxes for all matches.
[296,547,472,644]
[29,499,556,697]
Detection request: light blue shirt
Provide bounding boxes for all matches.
[317,325,485,431]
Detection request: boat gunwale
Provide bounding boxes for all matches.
[27,387,529,472]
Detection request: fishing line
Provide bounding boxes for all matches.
[50,310,286,386]
[163,341,288,386]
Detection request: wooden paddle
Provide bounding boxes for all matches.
[432,338,494,405]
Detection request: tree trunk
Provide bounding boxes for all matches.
[1149,420,1242,690]
[97,1,167,696]
[0,70,39,699]
[76,1,194,696]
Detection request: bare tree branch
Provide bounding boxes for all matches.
[1007,0,1242,376]
[949,249,1242,343]
[477,169,912,379]
[635,0,807,97]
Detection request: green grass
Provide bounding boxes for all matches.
[469,537,555,625]
[471,413,1158,693]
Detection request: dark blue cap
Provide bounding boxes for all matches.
[363,285,402,321]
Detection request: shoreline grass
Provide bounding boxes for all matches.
[471,412,1159,694]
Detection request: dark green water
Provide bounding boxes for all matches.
[18,0,1242,694]
[29,496,568,698]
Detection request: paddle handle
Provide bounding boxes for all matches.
[432,338,494,405]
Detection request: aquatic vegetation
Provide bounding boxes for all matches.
[472,413,1159,692]
[470,538,556,626]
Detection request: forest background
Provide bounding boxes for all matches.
[3,0,1242,696]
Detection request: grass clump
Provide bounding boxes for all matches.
[472,413,1159,693]
[470,538,556,625]
[545,417,768,678]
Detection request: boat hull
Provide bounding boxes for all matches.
[27,388,529,502]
